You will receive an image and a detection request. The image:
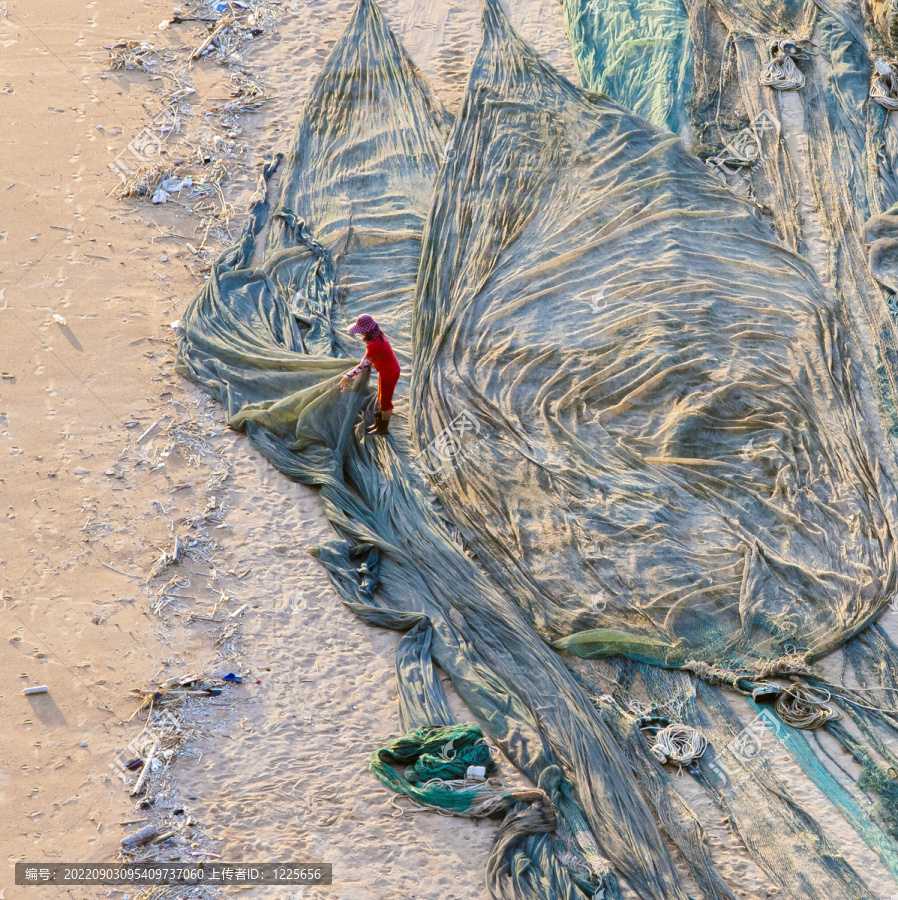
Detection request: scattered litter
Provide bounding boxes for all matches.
[107,2,286,266]
[161,672,204,690]
[23,685,49,696]
[105,40,166,73]
[136,417,164,444]
[221,672,242,683]
[52,314,66,325]
[130,673,223,700]
[149,535,184,579]
[170,319,184,330]
[100,561,143,580]
[190,14,235,60]
[183,497,223,529]
[121,824,160,849]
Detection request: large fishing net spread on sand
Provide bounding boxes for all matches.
[178,0,898,895]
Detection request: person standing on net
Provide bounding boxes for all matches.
[340,314,401,436]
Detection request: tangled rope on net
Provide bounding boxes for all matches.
[760,39,806,91]
[774,681,841,729]
[648,723,709,774]
[682,659,735,685]
[871,57,898,110]
[390,778,549,818]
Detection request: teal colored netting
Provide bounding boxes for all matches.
[369,724,512,815]
[562,0,694,133]
[739,692,898,882]
[556,0,898,890]
[177,0,898,897]
[414,0,898,678]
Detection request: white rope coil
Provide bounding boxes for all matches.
[649,723,708,773]
[760,40,805,91]
[871,57,898,110]
[774,681,841,729]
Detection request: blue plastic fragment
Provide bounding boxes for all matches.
[222,673,243,683]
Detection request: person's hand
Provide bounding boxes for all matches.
[339,374,353,392]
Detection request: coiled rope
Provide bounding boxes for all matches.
[871,57,898,110]
[774,681,841,729]
[648,723,709,774]
[760,39,806,91]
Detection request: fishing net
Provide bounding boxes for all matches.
[177,0,898,896]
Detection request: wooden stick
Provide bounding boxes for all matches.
[121,824,160,849]
[130,739,159,796]
[190,15,234,60]
[136,418,162,445]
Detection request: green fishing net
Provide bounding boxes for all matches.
[177,0,898,896]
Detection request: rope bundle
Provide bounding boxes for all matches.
[871,57,898,110]
[649,723,709,772]
[774,681,841,729]
[760,39,806,91]
[391,778,550,819]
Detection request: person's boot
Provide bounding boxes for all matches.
[367,411,390,435]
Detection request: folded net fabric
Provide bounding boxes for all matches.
[178,0,898,896]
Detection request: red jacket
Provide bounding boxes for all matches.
[363,334,400,376]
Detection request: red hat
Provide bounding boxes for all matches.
[348,314,379,335]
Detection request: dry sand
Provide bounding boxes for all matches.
[0,1,565,898]
[4,1,898,899]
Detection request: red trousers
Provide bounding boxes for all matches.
[377,368,400,411]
